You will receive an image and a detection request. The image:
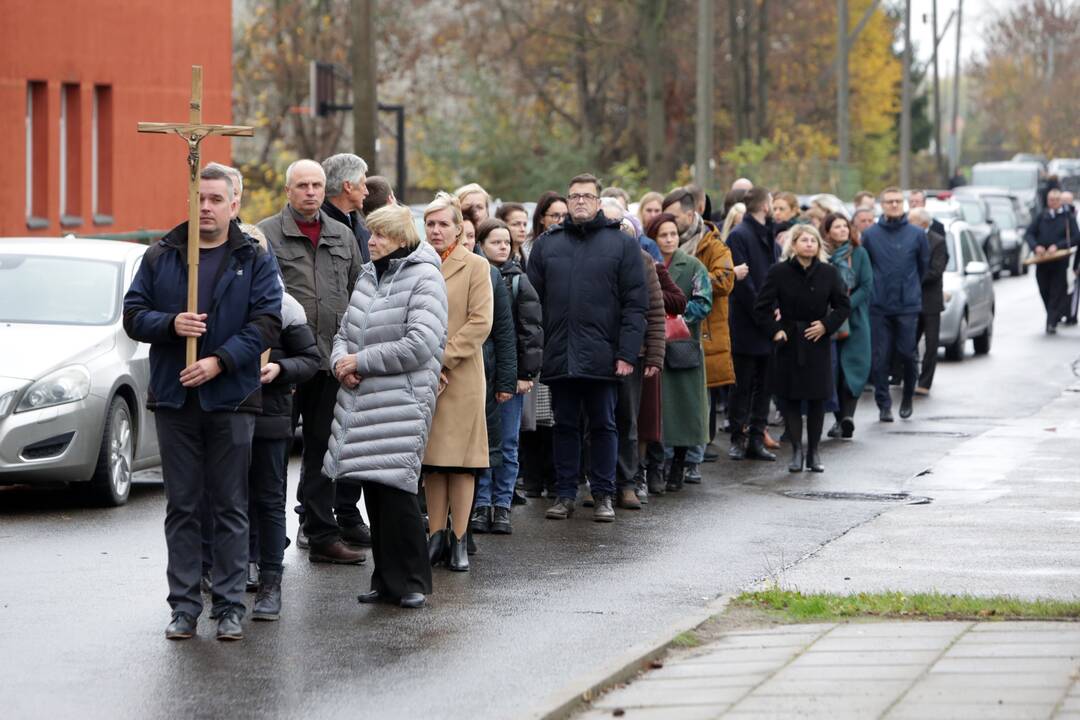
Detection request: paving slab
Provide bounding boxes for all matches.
[944,642,1080,658]
[592,682,745,709]
[885,702,1057,719]
[579,705,726,720]
[808,635,957,651]
[728,693,895,715]
[902,683,1065,704]
[677,646,802,665]
[789,649,943,666]
[826,622,971,638]
[930,657,1079,675]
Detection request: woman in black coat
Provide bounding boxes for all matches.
[754,225,850,473]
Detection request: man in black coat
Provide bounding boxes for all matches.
[909,209,949,394]
[908,190,945,238]
[1026,188,1080,334]
[321,153,372,262]
[527,173,649,523]
[725,186,779,461]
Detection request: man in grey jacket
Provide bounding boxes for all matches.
[257,159,366,565]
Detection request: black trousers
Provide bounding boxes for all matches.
[519,426,555,494]
[614,358,644,489]
[155,395,254,618]
[783,399,825,450]
[550,380,619,499]
[836,365,858,421]
[362,481,432,599]
[1036,260,1069,327]
[296,371,362,545]
[249,436,289,575]
[729,353,771,442]
[917,311,941,390]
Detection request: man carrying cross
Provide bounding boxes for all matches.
[124,165,282,641]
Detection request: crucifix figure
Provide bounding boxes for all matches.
[138,65,254,365]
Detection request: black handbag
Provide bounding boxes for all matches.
[665,338,702,370]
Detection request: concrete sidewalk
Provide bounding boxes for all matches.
[577,620,1080,719]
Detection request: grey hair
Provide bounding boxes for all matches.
[284,159,326,188]
[321,153,368,197]
[908,207,932,228]
[204,162,243,197]
[199,165,235,200]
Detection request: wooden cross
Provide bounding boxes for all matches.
[138,65,254,366]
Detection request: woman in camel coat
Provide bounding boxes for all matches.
[421,192,493,572]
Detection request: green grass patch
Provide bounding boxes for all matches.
[734,589,1080,621]
[671,630,702,648]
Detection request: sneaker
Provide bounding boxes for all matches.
[490,506,512,534]
[827,422,842,439]
[469,506,492,534]
[617,486,641,510]
[593,494,615,523]
[165,611,197,640]
[635,479,649,505]
[684,464,702,484]
[215,607,244,641]
[340,521,372,548]
[545,498,575,520]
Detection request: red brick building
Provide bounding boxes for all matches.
[1,1,234,237]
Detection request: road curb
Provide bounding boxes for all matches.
[524,593,734,720]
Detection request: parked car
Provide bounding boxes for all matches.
[938,220,995,361]
[925,196,1004,279]
[0,238,160,505]
[953,187,1029,276]
[971,161,1041,221]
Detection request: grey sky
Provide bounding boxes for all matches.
[908,0,1007,72]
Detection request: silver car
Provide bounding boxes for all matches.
[938,220,995,361]
[0,238,160,505]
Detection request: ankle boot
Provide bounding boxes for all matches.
[788,444,804,473]
[806,445,825,473]
[665,458,686,492]
[252,572,282,621]
[448,531,469,572]
[646,465,666,495]
[427,529,449,566]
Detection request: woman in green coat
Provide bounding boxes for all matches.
[823,213,873,439]
[648,213,714,491]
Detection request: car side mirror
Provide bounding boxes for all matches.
[965,260,989,275]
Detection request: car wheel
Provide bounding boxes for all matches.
[88,396,134,506]
[973,314,993,355]
[945,313,968,362]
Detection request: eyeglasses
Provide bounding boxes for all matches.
[544,212,567,221]
[568,193,598,203]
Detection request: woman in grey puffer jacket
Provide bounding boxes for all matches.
[323,205,448,609]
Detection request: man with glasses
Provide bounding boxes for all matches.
[527,173,649,523]
[861,187,929,421]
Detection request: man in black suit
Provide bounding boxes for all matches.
[1026,189,1080,334]
[908,209,949,394]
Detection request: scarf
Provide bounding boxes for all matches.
[678,213,705,258]
[438,241,459,263]
[830,241,856,290]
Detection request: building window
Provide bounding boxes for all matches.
[92,85,113,225]
[26,81,48,229]
[60,84,82,227]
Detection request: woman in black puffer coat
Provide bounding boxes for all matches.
[471,218,543,535]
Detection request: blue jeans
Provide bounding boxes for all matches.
[666,445,705,463]
[550,380,619,499]
[476,393,525,509]
[871,311,918,410]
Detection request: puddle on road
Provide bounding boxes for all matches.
[781,490,933,505]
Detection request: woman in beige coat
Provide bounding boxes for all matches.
[422,192,493,572]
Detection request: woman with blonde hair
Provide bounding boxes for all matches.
[421,192,493,571]
[324,204,448,608]
[720,202,746,242]
[636,191,664,230]
[454,182,490,224]
[754,225,850,473]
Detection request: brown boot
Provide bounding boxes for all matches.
[308,540,366,565]
[617,486,642,510]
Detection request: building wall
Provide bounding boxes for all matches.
[0,1,235,237]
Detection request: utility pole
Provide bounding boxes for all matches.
[900,0,912,188]
[950,0,963,177]
[351,0,378,172]
[931,0,944,184]
[694,0,714,190]
[837,0,849,165]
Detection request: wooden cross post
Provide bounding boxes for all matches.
[138,65,254,366]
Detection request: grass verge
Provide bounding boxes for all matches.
[733,589,1080,621]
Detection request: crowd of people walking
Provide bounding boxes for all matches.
[129,152,1034,640]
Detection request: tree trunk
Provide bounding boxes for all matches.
[729,0,747,142]
[755,0,768,139]
[641,0,667,188]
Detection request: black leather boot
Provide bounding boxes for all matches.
[646,465,666,495]
[746,436,777,461]
[427,529,449,566]
[252,572,282,621]
[665,458,686,492]
[788,444,804,473]
[448,531,469,572]
[806,445,825,473]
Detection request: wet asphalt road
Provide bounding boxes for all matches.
[1,273,1077,720]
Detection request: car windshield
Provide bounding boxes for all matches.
[985,199,1017,229]
[0,254,122,325]
[944,232,958,272]
[957,198,986,224]
[971,167,1037,191]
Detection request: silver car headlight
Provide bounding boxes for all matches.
[15,365,91,413]
[0,390,16,417]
